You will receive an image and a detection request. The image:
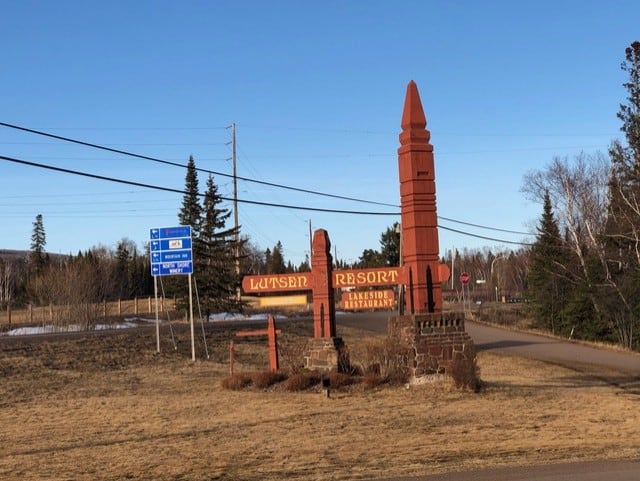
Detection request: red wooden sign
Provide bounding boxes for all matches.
[242,267,406,294]
[333,266,406,288]
[242,273,311,293]
[341,289,395,310]
[460,272,470,285]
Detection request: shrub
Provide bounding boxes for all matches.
[360,338,411,385]
[221,373,252,391]
[250,370,287,389]
[327,370,353,389]
[449,345,481,392]
[361,371,384,390]
[283,371,321,392]
[278,334,309,374]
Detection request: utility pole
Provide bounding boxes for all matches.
[227,122,241,300]
[451,246,455,290]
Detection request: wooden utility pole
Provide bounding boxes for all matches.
[227,123,241,300]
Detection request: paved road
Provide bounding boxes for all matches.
[385,460,640,481]
[337,311,640,375]
[336,312,640,481]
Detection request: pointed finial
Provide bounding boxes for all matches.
[401,80,426,131]
[399,81,430,146]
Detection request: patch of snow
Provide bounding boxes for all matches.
[208,312,288,322]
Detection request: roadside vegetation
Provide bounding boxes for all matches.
[2,42,640,353]
[1,322,638,481]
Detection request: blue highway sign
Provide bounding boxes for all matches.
[150,226,192,240]
[150,225,193,276]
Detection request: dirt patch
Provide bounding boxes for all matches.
[1,321,639,480]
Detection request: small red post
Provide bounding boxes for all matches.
[235,318,281,373]
[267,315,279,372]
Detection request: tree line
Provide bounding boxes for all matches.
[1,42,639,351]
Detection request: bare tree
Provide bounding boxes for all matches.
[522,152,640,346]
[0,259,15,308]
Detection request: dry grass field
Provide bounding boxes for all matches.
[1,320,639,481]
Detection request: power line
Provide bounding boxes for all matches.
[0,121,399,208]
[0,154,398,216]
[0,123,539,244]
[438,225,534,247]
[438,216,531,236]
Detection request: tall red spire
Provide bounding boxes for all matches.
[401,80,427,131]
[398,80,445,313]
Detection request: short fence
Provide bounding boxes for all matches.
[0,297,177,327]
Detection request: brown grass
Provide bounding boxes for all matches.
[1,322,639,480]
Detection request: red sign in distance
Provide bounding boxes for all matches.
[460,272,470,285]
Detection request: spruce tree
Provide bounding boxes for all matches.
[29,213,47,274]
[265,241,287,274]
[379,223,401,266]
[608,41,640,251]
[167,155,203,300]
[602,41,640,348]
[178,155,202,236]
[528,191,570,334]
[197,174,243,314]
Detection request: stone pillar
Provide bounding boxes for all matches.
[305,337,346,372]
[388,311,474,377]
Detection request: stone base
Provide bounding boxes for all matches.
[388,311,475,377]
[305,337,349,372]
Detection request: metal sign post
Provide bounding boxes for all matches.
[154,276,160,353]
[150,226,194,358]
[460,272,471,315]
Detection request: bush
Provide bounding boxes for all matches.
[361,371,385,390]
[221,373,252,391]
[327,370,353,389]
[278,334,309,374]
[283,371,321,392]
[449,345,481,392]
[250,370,287,389]
[360,338,411,385]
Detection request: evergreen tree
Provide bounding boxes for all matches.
[178,155,202,236]
[167,155,203,300]
[527,191,570,334]
[114,239,132,298]
[357,248,385,268]
[29,213,48,274]
[197,174,243,313]
[379,223,401,266]
[608,41,640,253]
[602,41,640,348]
[265,241,287,274]
[297,254,311,272]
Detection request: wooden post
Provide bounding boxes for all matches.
[311,229,335,338]
[398,80,447,312]
[7,303,11,327]
[135,297,139,315]
[229,340,235,376]
[235,317,281,372]
[118,299,122,316]
[267,315,279,372]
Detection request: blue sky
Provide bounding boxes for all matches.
[1,1,638,266]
